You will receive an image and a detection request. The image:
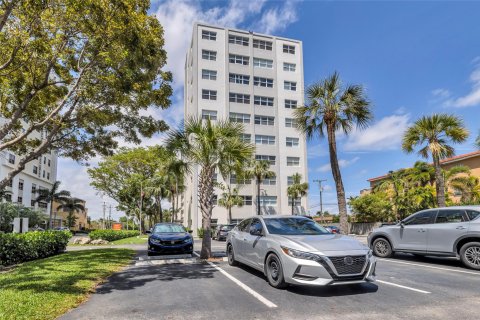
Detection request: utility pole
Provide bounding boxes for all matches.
[139,180,143,234]
[102,201,106,229]
[108,204,112,229]
[313,179,327,221]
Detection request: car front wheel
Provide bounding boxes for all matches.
[460,242,480,270]
[265,253,287,289]
[227,244,238,266]
[372,238,393,258]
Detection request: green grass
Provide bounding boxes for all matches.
[111,235,148,245]
[0,249,134,320]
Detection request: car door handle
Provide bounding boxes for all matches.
[243,238,247,241]
[417,229,426,233]
[456,226,467,230]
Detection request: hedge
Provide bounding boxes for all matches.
[89,230,140,242]
[0,231,72,266]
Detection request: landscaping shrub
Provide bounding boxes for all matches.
[196,228,214,239]
[0,231,72,266]
[89,230,140,242]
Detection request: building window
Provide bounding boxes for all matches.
[38,201,47,209]
[230,175,251,185]
[5,194,12,202]
[229,93,250,104]
[240,195,253,206]
[202,30,217,40]
[202,69,217,80]
[229,112,250,123]
[284,81,297,91]
[262,175,276,186]
[255,155,276,165]
[253,39,272,50]
[255,135,275,145]
[285,118,296,127]
[43,170,45,178]
[17,196,23,204]
[287,176,294,186]
[8,154,15,164]
[283,62,296,72]
[229,54,249,65]
[31,200,35,207]
[18,179,24,191]
[254,115,274,126]
[285,99,297,109]
[202,110,217,121]
[283,44,295,54]
[286,137,299,147]
[253,76,273,88]
[229,73,250,85]
[240,134,251,143]
[202,50,217,61]
[31,183,36,193]
[287,157,300,166]
[259,196,277,206]
[47,172,50,180]
[48,159,51,167]
[7,179,12,187]
[253,58,273,69]
[211,195,218,205]
[228,34,249,46]
[288,197,301,206]
[202,89,217,100]
[44,157,46,164]
[254,96,274,107]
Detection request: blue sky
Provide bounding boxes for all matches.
[59,0,480,218]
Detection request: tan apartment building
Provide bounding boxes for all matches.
[52,198,89,230]
[365,151,480,202]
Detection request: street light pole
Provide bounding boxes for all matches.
[102,201,106,230]
[313,179,327,221]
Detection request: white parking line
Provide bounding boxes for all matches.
[193,252,277,308]
[379,258,480,276]
[377,280,431,294]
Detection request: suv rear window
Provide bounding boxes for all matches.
[466,210,480,221]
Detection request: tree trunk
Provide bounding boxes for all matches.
[159,197,163,222]
[171,193,175,223]
[228,207,232,224]
[49,199,54,229]
[199,166,215,259]
[257,177,261,215]
[433,154,446,207]
[291,198,294,215]
[327,124,348,235]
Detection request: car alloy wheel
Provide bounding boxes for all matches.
[460,242,480,270]
[373,238,393,258]
[266,254,287,289]
[227,244,238,266]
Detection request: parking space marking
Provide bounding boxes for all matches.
[377,280,431,294]
[379,258,480,276]
[193,253,277,308]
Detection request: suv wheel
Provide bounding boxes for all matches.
[460,242,480,270]
[265,253,287,289]
[227,244,238,266]
[372,238,393,258]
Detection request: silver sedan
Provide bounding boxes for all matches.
[226,215,376,288]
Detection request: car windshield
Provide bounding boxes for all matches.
[220,225,234,231]
[153,224,186,233]
[264,218,330,235]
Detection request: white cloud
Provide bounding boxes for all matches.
[443,59,480,108]
[252,0,299,35]
[343,114,410,151]
[316,156,359,173]
[431,88,451,99]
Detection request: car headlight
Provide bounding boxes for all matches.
[183,237,193,243]
[281,247,320,261]
[150,238,161,244]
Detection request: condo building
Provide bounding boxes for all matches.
[182,23,308,231]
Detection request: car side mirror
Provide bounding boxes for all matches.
[188,230,193,234]
[400,221,405,228]
[145,230,151,234]
[249,226,262,236]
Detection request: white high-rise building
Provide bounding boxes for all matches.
[183,23,308,231]
[0,124,58,216]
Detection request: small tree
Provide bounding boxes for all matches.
[246,160,275,216]
[218,184,244,224]
[287,173,309,215]
[35,181,70,229]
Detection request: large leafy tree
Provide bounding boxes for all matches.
[349,192,394,223]
[294,72,372,234]
[166,117,254,259]
[0,0,172,188]
[57,197,85,228]
[245,160,275,216]
[402,114,469,207]
[35,181,70,229]
[287,173,309,215]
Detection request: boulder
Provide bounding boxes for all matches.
[90,239,109,245]
[73,237,91,245]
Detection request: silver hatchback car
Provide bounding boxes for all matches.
[226,215,376,288]
[368,206,480,270]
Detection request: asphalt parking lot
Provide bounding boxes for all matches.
[61,239,480,320]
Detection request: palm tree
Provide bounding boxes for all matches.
[56,197,85,229]
[402,114,469,207]
[406,161,435,187]
[374,170,408,220]
[218,184,244,223]
[35,181,71,229]
[293,72,372,234]
[476,132,480,149]
[287,173,309,215]
[163,156,188,223]
[145,171,170,223]
[246,160,275,216]
[166,117,254,259]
